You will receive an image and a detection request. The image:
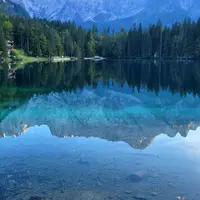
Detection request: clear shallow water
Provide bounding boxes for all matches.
[0,60,200,200]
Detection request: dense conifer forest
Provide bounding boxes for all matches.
[1,13,200,59]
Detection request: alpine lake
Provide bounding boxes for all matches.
[0,59,200,200]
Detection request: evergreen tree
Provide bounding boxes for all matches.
[0,13,200,60]
[85,31,95,57]
[0,29,7,58]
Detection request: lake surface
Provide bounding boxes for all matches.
[1,60,200,200]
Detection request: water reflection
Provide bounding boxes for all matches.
[0,88,200,149]
[1,60,200,96]
[1,60,200,200]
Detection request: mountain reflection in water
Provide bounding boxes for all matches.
[0,89,199,149]
[1,60,200,200]
[1,60,200,148]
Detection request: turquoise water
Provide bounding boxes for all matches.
[0,60,200,200]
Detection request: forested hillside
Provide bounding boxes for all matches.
[1,13,200,59]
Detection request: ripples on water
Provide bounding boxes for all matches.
[0,60,200,200]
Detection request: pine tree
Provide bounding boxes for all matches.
[74,42,81,58]
[0,29,7,58]
[85,31,95,57]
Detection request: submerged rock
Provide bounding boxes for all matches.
[133,195,148,200]
[80,190,102,200]
[124,190,132,194]
[150,192,158,196]
[29,196,46,200]
[97,181,103,186]
[126,173,144,183]
[77,160,90,167]
[0,183,5,199]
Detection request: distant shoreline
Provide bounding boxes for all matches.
[5,49,77,67]
[0,54,196,68]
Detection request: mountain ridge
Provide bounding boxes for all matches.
[9,0,200,28]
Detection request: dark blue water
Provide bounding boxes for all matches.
[0,60,200,200]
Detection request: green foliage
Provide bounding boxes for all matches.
[0,28,7,58]
[10,49,47,66]
[85,31,95,57]
[0,13,200,59]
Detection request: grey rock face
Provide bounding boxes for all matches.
[10,0,200,26]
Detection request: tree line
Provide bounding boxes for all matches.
[1,13,200,59]
[1,60,200,97]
